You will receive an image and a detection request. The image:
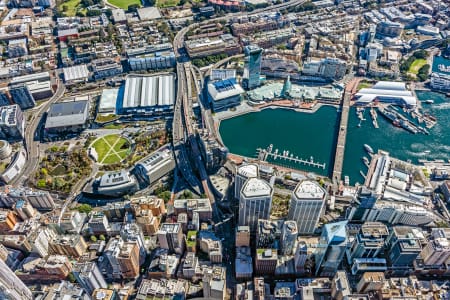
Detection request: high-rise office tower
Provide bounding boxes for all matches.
[235,164,258,200]
[347,221,388,263]
[0,258,33,299]
[315,220,348,277]
[243,45,262,90]
[288,180,326,235]
[238,178,273,232]
[281,221,298,255]
[386,226,422,269]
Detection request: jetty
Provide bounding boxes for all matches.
[256,147,326,170]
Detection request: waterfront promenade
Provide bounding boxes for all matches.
[332,78,360,185]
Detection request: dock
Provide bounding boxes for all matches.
[256,147,326,170]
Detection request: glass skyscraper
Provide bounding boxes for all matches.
[243,45,262,90]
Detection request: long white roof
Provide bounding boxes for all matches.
[123,74,175,109]
[355,81,417,106]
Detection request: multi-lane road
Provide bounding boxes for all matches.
[11,82,66,186]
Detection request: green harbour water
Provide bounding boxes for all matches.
[219,91,450,184]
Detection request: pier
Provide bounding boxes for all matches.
[256,147,326,170]
[332,78,357,184]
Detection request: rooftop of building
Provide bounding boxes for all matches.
[207,78,244,101]
[45,99,89,129]
[63,64,89,82]
[294,180,326,200]
[135,144,173,171]
[256,248,277,260]
[122,74,175,109]
[237,164,258,178]
[241,177,272,198]
[97,170,134,188]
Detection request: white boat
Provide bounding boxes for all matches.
[364,144,374,154]
[424,150,431,154]
[344,176,350,186]
[424,100,434,104]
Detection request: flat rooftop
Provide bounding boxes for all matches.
[242,177,272,198]
[294,180,326,200]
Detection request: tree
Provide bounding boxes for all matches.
[77,204,93,214]
[128,4,140,12]
[99,234,106,241]
[158,191,171,202]
[417,64,430,82]
[90,235,97,242]
[67,273,76,283]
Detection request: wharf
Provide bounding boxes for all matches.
[332,78,358,183]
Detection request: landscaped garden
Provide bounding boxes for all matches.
[34,146,92,193]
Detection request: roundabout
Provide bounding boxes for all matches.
[89,134,132,164]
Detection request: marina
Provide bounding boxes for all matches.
[256,145,327,170]
[219,91,450,185]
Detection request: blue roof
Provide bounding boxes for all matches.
[323,220,348,243]
[15,199,25,209]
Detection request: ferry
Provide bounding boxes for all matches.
[424,99,434,104]
[364,144,374,154]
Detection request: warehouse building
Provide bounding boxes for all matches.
[63,65,89,85]
[354,81,417,107]
[118,74,175,115]
[98,89,119,114]
[45,98,90,134]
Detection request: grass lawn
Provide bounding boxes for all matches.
[113,138,128,152]
[96,114,119,123]
[58,0,81,16]
[102,154,122,164]
[107,0,141,9]
[91,138,110,161]
[156,0,180,7]
[91,134,131,164]
[357,82,372,91]
[409,59,427,75]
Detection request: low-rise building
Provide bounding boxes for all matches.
[94,171,139,197]
[44,99,90,134]
[185,34,240,58]
[49,234,87,258]
[92,58,123,80]
[63,64,89,85]
[133,144,175,186]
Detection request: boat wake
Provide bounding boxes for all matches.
[431,103,450,110]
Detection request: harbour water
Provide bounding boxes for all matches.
[342,91,450,185]
[219,106,339,176]
[219,91,450,184]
